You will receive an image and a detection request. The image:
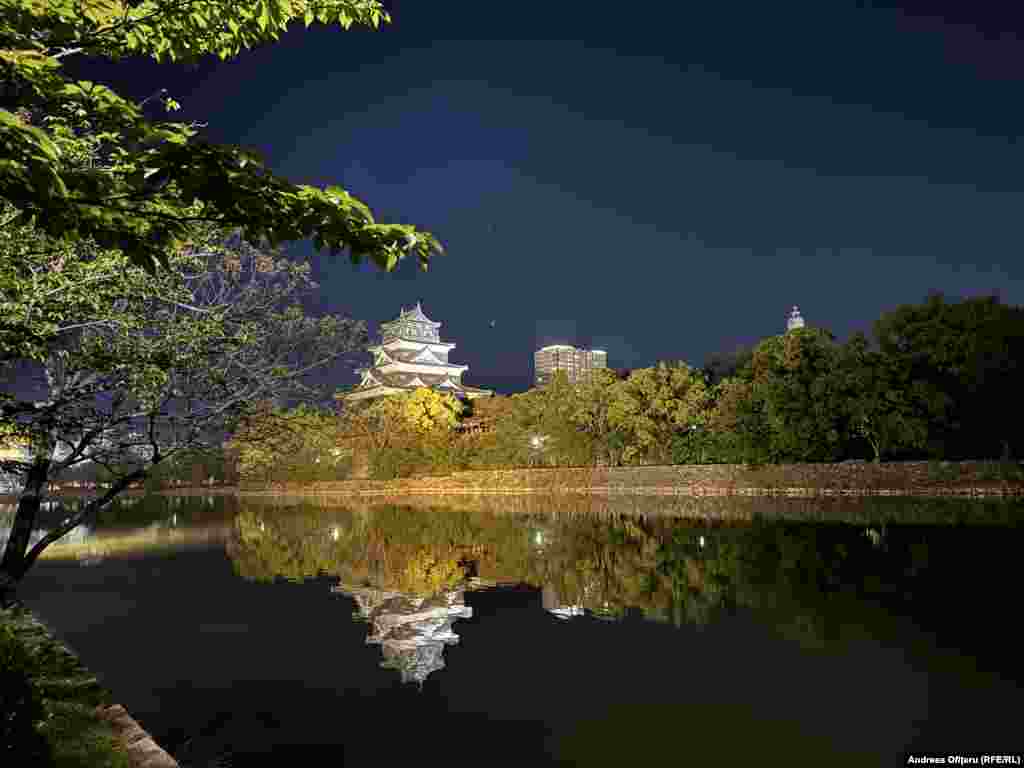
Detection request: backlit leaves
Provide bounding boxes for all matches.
[0,0,440,275]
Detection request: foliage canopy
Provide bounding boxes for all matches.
[0,0,441,274]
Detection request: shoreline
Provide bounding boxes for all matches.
[239,460,1024,498]
[3,462,1023,506]
[238,485,1024,498]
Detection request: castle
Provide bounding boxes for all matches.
[339,302,492,404]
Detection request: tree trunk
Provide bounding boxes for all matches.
[870,436,882,463]
[0,457,50,598]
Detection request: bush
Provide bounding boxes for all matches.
[0,611,129,768]
[976,460,1024,483]
[369,444,424,480]
[926,461,961,482]
[0,623,51,765]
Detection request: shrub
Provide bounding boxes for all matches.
[0,623,51,765]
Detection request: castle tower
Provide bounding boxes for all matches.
[339,302,492,403]
[786,305,805,332]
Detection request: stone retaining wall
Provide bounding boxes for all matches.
[95,704,178,768]
[241,490,1022,525]
[240,461,1024,497]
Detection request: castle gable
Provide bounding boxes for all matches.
[411,346,444,365]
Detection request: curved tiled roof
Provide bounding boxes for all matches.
[383,346,460,366]
[400,301,438,325]
[355,370,465,391]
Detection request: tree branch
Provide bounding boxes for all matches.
[21,466,148,570]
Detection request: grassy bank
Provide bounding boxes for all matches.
[1,602,128,768]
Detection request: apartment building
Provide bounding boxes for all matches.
[534,345,607,386]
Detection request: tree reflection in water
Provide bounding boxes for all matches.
[226,498,1021,683]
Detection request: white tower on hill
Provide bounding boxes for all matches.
[786,305,805,332]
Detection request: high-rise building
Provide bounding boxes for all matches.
[534,344,607,386]
[340,302,493,404]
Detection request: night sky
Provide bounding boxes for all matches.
[68,1,1024,394]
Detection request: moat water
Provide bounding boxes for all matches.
[8,494,1023,766]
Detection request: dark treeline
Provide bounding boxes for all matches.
[685,291,1024,465]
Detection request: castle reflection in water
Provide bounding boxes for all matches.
[330,578,614,685]
[333,585,474,686]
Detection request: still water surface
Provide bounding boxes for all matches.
[10,494,1023,766]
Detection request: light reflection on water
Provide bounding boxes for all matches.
[0,494,233,563]
[13,493,1024,765]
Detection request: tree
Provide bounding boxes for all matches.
[746,328,847,462]
[702,343,754,386]
[0,1,446,598]
[873,293,1024,459]
[338,389,466,479]
[0,229,367,598]
[394,388,465,434]
[526,372,597,466]
[706,375,772,464]
[461,394,534,469]
[228,402,350,483]
[454,377,579,469]
[0,1,441,281]
[570,368,628,466]
[607,362,713,465]
[833,332,931,462]
[340,389,464,449]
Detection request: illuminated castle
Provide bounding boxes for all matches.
[339,302,492,403]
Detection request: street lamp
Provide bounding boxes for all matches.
[528,435,547,466]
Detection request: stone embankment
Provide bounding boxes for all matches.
[240,461,1024,498]
[242,490,1022,526]
[95,704,178,768]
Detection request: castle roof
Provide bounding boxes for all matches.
[359,370,467,391]
[388,301,441,327]
[377,345,462,366]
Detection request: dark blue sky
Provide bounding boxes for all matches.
[72,1,1024,393]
